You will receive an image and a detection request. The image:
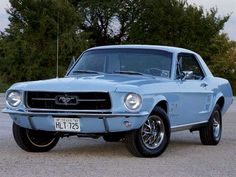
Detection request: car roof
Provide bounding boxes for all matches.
[86,45,196,54]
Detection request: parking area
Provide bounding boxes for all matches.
[0,94,235,177]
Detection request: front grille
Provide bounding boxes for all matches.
[26,91,111,110]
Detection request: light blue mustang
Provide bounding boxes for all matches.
[3,45,233,157]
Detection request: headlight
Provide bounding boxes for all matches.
[124,93,142,111]
[6,91,22,107]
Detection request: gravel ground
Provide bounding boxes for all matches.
[0,95,235,177]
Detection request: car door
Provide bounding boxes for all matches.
[175,53,213,125]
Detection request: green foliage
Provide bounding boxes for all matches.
[209,40,236,94]
[77,0,120,45]
[0,0,89,85]
[0,0,235,94]
[125,0,229,60]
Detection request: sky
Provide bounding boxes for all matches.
[0,0,10,32]
[187,0,236,40]
[0,0,235,40]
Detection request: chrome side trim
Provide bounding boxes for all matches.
[171,121,208,132]
[2,108,149,117]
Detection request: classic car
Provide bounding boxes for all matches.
[2,45,233,157]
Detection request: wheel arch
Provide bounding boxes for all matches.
[146,94,168,116]
[136,95,169,130]
[214,93,225,111]
[151,100,170,129]
[152,100,168,114]
[216,96,224,111]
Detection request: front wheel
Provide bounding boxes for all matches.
[125,107,170,157]
[12,123,59,152]
[199,104,222,145]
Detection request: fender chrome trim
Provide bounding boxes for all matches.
[171,121,208,132]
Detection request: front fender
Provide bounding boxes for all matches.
[151,95,167,112]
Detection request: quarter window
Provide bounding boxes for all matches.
[177,53,204,80]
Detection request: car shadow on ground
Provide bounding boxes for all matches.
[51,137,130,157]
[47,135,204,158]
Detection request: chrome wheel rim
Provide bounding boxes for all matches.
[141,115,165,149]
[26,129,56,148]
[213,111,221,139]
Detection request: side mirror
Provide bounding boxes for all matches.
[66,57,76,75]
[181,71,193,80]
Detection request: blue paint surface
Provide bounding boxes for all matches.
[3,45,233,132]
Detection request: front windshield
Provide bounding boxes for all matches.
[69,48,173,78]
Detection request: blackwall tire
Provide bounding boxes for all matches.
[12,122,59,152]
[200,104,222,145]
[125,107,170,157]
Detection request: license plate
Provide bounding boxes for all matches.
[54,117,80,132]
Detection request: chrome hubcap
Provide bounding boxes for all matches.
[26,129,56,148]
[213,112,221,139]
[141,115,165,149]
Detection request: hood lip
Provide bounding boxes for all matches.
[7,73,170,93]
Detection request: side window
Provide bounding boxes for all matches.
[177,54,204,80]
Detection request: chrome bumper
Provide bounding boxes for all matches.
[2,108,149,133]
[2,108,149,117]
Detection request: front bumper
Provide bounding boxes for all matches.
[2,108,149,133]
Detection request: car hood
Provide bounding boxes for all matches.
[9,74,167,93]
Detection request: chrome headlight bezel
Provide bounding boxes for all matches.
[6,91,22,107]
[124,93,142,111]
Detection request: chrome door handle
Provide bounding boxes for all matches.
[200,83,208,87]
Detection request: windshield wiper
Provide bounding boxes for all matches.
[114,71,144,75]
[114,70,156,78]
[72,70,104,74]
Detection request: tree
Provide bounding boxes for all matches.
[77,0,145,45]
[0,0,89,85]
[77,0,118,45]
[0,0,234,93]
[209,39,236,94]
[126,0,230,61]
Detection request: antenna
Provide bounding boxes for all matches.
[56,12,59,78]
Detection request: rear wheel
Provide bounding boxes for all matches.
[13,122,59,152]
[199,104,222,145]
[125,107,170,157]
